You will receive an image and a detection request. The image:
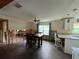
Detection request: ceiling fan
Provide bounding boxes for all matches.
[34,17,40,24]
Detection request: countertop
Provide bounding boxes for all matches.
[58,34,79,40]
[72,47,79,56]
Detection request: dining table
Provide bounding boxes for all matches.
[35,33,43,47]
[25,33,44,47]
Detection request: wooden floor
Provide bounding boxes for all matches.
[0,41,71,59]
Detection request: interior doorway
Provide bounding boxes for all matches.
[0,18,8,44]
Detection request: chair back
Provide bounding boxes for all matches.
[26,33,35,40]
[54,32,60,41]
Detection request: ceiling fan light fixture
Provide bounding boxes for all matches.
[33,17,40,24]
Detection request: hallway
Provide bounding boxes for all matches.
[0,41,71,59]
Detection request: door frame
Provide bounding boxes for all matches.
[0,18,8,43]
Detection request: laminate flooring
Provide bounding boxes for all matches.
[0,41,71,59]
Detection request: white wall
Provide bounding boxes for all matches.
[51,20,64,32]
[0,14,36,30]
[51,18,77,34]
[9,19,29,30]
[39,22,49,25]
[29,22,37,30]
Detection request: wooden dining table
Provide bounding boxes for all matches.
[35,33,43,47]
[25,33,43,47]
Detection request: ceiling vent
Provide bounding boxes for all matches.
[14,2,22,8]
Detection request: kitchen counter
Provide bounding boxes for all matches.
[72,47,79,56]
[57,34,79,54]
[72,47,79,59]
[58,34,79,40]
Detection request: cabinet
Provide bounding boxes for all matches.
[64,39,79,54]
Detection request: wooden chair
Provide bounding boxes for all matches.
[26,33,36,46]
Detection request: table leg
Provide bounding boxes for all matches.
[38,39,40,48]
[40,37,42,45]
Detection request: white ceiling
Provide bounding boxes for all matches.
[0,0,79,22]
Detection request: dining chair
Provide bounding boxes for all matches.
[54,33,62,47]
[26,33,36,46]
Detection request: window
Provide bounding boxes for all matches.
[72,23,79,33]
[39,25,49,35]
